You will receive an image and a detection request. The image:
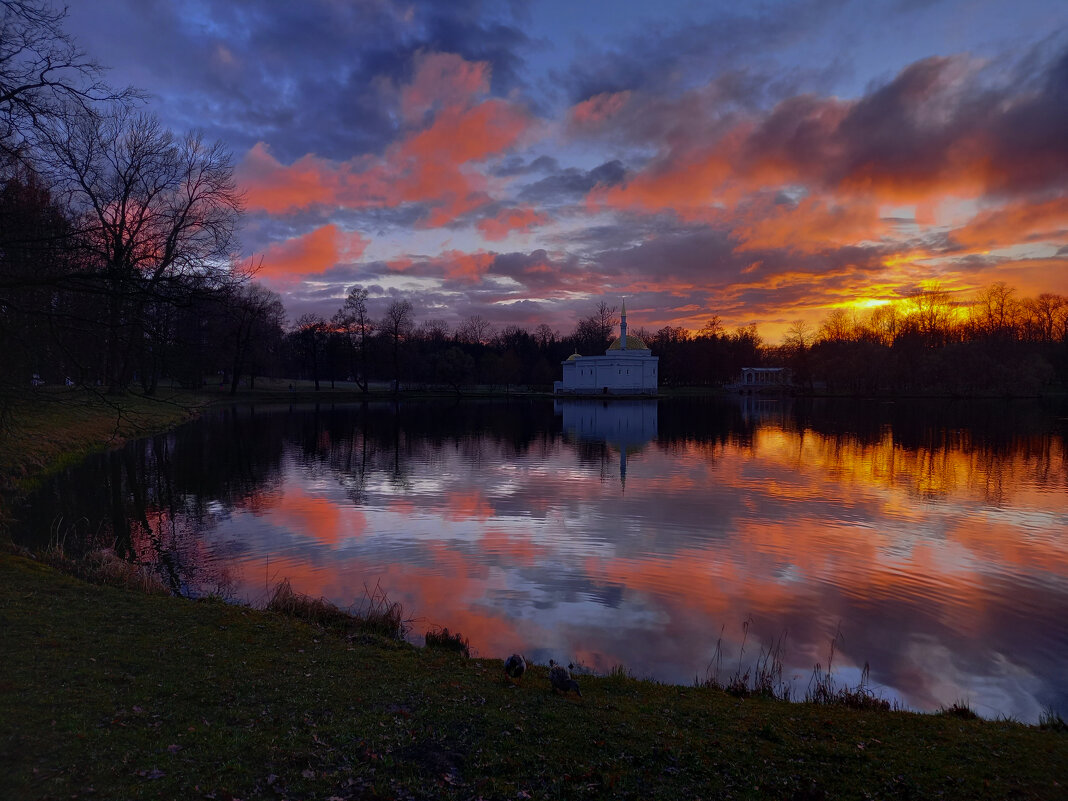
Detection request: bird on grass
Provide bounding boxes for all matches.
[548,659,581,697]
[504,653,526,685]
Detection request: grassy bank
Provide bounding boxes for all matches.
[0,388,203,502]
[2,553,1066,801]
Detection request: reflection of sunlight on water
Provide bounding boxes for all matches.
[16,399,1068,722]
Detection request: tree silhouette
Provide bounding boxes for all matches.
[381,299,414,393]
[1,0,135,166]
[46,110,243,392]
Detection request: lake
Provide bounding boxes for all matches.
[14,396,1068,722]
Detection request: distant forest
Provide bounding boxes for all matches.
[2,2,1067,404]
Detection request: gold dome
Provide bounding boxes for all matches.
[565,351,582,361]
[607,335,648,350]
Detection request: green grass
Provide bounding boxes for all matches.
[1,554,1066,801]
[0,388,203,502]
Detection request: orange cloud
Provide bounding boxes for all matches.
[732,197,887,254]
[589,126,748,219]
[476,206,549,241]
[259,224,369,280]
[591,52,1067,240]
[397,99,529,166]
[949,196,1068,251]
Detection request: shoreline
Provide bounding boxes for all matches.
[1,391,1067,798]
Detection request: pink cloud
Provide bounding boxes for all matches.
[259,224,369,281]
[732,196,887,254]
[388,249,495,284]
[476,206,549,241]
[237,143,342,214]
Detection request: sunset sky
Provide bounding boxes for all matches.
[65,0,1068,341]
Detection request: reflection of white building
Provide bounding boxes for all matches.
[736,394,791,425]
[555,399,658,492]
[555,301,658,395]
[732,367,792,393]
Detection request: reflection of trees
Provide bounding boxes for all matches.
[774,399,1068,503]
[15,398,1068,596]
[107,408,288,593]
[571,439,612,477]
[647,397,1067,503]
[17,405,286,594]
[324,408,380,505]
[656,397,758,452]
[300,400,562,498]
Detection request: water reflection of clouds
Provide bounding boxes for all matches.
[26,400,1066,721]
[243,423,1060,716]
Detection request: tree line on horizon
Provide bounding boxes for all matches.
[3,2,1066,409]
[773,283,1068,396]
[281,294,763,392]
[285,279,1068,396]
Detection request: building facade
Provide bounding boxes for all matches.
[554,302,658,395]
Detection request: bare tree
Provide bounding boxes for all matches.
[294,313,327,391]
[698,315,723,338]
[782,319,814,389]
[418,318,449,343]
[907,284,955,347]
[456,314,491,345]
[533,323,557,349]
[1021,293,1068,343]
[818,308,856,342]
[972,281,1020,341]
[1,0,135,166]
[46,109,243,392]
[435,346,474,395]
[783,319,813,351]
[573,300,617,353]
[593,300,617,343]
[866,303,903,346]
[334,285,373,392]
[381,299,413,392]
[733,323,762,348]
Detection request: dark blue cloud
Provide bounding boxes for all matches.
[553,0,846,104]
[66,0,533,162]
[518,159,625,203]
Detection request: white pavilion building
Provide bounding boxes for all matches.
[554,301,658,395]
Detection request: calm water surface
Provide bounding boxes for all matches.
[16,397,1068,721]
